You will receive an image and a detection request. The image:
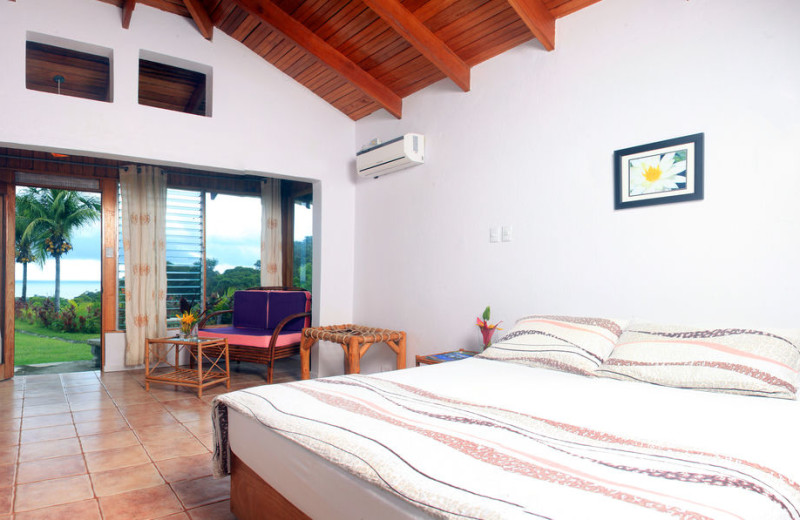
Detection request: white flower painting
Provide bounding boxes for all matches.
[613,133,703,210]
[628,150,687,196]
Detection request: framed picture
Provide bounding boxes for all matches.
[614,133,704,210]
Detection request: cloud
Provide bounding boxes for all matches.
[17,258,101,282]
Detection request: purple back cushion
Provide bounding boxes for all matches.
[267,291,311,332]
[232,291,269,330]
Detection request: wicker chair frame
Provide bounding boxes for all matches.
[193,287,311,384]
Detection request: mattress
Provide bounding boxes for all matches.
[218,357,800,519]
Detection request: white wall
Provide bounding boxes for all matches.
[0,0,357,374]
[353,0,800,367]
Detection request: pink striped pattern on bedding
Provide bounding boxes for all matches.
[597,324,800,399]
[478,315,628,376]
[212,374,800,519]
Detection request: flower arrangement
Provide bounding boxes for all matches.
[177,311,196,338]
[476,306,502,349]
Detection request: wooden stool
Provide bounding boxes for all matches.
[299,324,406,379]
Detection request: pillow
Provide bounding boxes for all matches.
[596,323,800,399]
[477,315,627,376]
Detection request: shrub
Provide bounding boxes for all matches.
[14,292,102,334]
[36,299,58,327]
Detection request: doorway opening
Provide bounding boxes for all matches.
[14,186,102,375]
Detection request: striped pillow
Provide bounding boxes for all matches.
[596,323,800,399]
[477,315,627,376]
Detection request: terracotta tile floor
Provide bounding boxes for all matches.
[0,360,301,519]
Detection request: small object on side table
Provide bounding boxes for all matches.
[416,349,480,366]
[476,305,502,350]
[145,336,230,397]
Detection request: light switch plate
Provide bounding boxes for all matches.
[501,226,512,242]
[489,227,500,243]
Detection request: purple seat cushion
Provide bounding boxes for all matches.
[232,291,269,330]
[267,291,311,332]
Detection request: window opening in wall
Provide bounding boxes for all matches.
[118,188,204,330]
[139,59,208,116]
[117,178,311,330]
[26,41,112,102]
[293,197,312,291]
[204,193,261,323]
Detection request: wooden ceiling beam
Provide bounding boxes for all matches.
[360,0,470,92]
[182,0,214,40]
[184,81,207,114]
[122,0,136,30]
[507,0,555,51]
[231,0,402,118]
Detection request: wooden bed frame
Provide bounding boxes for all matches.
[230,452,311,520]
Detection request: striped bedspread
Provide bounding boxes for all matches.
[212,374,800,519]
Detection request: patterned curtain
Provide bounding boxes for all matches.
[260,178,283,286]
[120,165,167,366]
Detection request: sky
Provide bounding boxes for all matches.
[16,190,313,282]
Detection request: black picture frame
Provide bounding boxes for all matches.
[614,133,704,210]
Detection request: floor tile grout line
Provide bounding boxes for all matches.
[6,362,298,518]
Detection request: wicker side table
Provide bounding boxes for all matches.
[145,336,230,397]
[299,324,406,379]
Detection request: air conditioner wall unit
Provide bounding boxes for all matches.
[356,133,425,178]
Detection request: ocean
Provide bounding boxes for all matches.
[15,280,100,299]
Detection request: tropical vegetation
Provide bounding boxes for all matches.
[16,293,102,334]
[14,189,101,366]
[17,188,101,312]
[14,202,42,303]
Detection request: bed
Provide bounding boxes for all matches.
[212,317,800,519]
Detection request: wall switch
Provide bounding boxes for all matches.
[501,226,512,242]
[489,227,500,243]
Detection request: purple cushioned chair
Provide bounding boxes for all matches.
[195,287,311,383]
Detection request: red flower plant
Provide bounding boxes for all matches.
[476,306,502,349]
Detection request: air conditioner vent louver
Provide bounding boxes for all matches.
[356,133,425,178]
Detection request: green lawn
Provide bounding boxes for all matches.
[15,321,99,342]
[14,321,100,365]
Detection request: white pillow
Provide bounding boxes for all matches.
[597,323,800,399]
[478,315,628,376]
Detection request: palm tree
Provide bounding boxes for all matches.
[21,189,101,312]
[14,191,44,303]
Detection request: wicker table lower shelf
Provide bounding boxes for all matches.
[145,337,230,397]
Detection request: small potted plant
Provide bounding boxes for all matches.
[476,306,502,350]
[177,311,197,339]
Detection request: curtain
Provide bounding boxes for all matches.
[120,165,167,366]
[260,178,283,287]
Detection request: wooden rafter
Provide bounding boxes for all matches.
[122,0,136,29]
[507,0,556,51]
[182,0,214,40]
[231,0,402,118]
[184,81,207,114]
[361,0,470,92]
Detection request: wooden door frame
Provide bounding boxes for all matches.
[0,173,114,380]
[1,175,15,380]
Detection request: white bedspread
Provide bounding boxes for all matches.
[213,358,800,519]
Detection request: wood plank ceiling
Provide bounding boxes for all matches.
[90,0,602,120]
